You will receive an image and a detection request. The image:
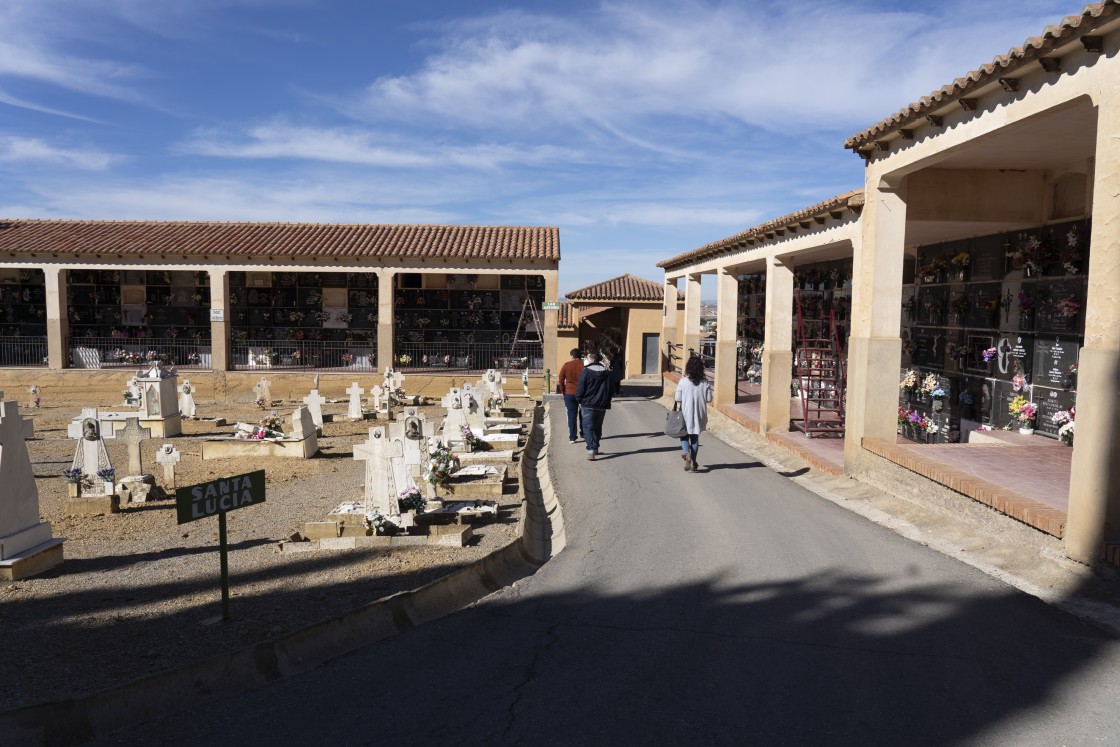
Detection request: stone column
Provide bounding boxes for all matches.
[207,269,229,372]
[542,270,559,378]
[683,272,702,361]
[1065,89,1120,564]
[760,255,795,433]
[844,181,905,470]
[44,266,69,370]
[714,267,738,404]
[377,270,394,370]
[661,277,679,374]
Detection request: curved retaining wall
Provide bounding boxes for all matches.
[0,402,565,747]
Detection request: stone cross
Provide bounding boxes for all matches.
[254,377,272,405]
[353,426,404,516]
[156,444,181,489]
[0,400,42,549]
[482,369,506,401]
[179,380,197,418]
[368,384,384,416]
[302,389,326,429]
[119,417,151,477]
[346,382,365,420]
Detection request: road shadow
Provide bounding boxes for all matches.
[697,461,764,471]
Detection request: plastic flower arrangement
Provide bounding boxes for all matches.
[63,467,82,484]
[981,347,998,363]
[958,391,975,406]
[96,467,116,483]
[920,373,939,395]
[900,369,918,392]
[1017,290,1037,311]
[424,443,459,492]
[950,252,971,268]
[255,395,266,410]
[1011,372,1026,392]
[1008,395,1036,426]
[397,487,426,513]
[930,387,947,402]
[1056,296,1081,318]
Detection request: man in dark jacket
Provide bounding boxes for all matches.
[575,350,613,460]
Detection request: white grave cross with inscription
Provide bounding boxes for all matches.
[346,382,365,420]
[119,417,151,476]
[156,444,181,489]
[353,426,404,516]
[302,389,327,429]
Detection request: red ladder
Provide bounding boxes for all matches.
[791,291,846,438]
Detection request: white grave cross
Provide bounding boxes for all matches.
[302,389,327,429]
[179,380,197,418]
[353,427,404,515]
[346,382,365,420]
[119,417,151,477]
[71,418,113,493]
[0,400,41,544]
[368,384,384,416]
[156,444,181,489]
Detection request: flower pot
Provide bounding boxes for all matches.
[932,399,943,412]
[67,482,81,499]
[1019,426,1035,436]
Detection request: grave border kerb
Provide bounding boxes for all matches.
[0,402,563,747]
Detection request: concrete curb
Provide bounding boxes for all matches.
[0,404,564,747]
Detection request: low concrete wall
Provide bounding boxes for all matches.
[0,404,564,747]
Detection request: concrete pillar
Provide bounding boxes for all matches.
[714,268,738,404]
[207,269,229,372]
[683,273,702,361]
[844,181,906,470]
[662,277,679,373]
[44,267,69,370]
[542,270,558,379]
[377,270,394,370]
[760,255,795,433]
[1065,89,1120,564]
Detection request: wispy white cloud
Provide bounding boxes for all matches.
[179,121,582,170]
[0,136,120,169]
[351,1,1076,139]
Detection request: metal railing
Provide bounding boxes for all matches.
[0,336,47,367]
[68,337,212,370]
[394,341,543,374]
[666,341,686,374]
[230,340,377,371]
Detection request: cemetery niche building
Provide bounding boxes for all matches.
[0,220,559,377]
[658,1,1120,566]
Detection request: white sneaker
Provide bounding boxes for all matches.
[569,439,576,444]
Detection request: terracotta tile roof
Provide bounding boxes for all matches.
[846,1,1120,152]
[557,302,576,330]
[0,219,560,262]
[565,273,679,302]
[657,190,863,271]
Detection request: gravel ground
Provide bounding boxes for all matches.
[1,395,527,712]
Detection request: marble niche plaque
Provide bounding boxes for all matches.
[1033,337,1079,390]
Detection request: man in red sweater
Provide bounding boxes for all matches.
[557,348,584,443]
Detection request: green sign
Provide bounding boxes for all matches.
[176,470,266,525]
[541,301,560,310]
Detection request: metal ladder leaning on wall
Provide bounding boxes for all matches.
[508,295,544,370]
[791,290,846,438]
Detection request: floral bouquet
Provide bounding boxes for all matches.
[63,467,82,484]
[255,395,266,410]
[981,347,997,363]
[96,467,116,484]
[1056,296,1080,318]
[1008,395,1036,427]
[460,424,490,451]
[920,373,939,395]
[958,391,975,406]
[930,386,946,402]
[424,443,459,492]
[1053,407,1076,445]
[341,353,354,365]
[398,487,426,513]
[899,368,918,392]
[950,252,971,268]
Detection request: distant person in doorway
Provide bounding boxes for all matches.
[675,354,712,472]
[558,348,585,443]
[575,350,613,460]
[611,351,625,396]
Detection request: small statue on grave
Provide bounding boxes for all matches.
[28,385,40,409]
[179,380,197,419]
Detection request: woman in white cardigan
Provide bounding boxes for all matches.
[675,355,712,472]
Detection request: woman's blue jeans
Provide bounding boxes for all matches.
[680,434,699,461]
[563,394,582,440]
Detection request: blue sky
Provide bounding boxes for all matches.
[0,0,1082,296]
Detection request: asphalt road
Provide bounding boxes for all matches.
[105,387,1120,746]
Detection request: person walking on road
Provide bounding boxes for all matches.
[557,347,585,443]
[675,355,712,472]
[575,350,613,461]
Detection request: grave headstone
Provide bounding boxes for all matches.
[156,443,181,489]
[390,408,436,498]
[254,376,272,405]
[290,406,316,441]
[480,369,506,402]
[124,376,142,407]
[346,382,365,420]
[179,379,197,419]
[993,333,1034,381]
[70,418,114,495]
[302,389,326,429]
[354,426,404,516]
[460,384,486,431]
[136,364,180,419]
[0,399,59,564]
[118,417,151,477]
[441,387,468,437]
[368,384,384,417]
[1033,337,1079,389]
